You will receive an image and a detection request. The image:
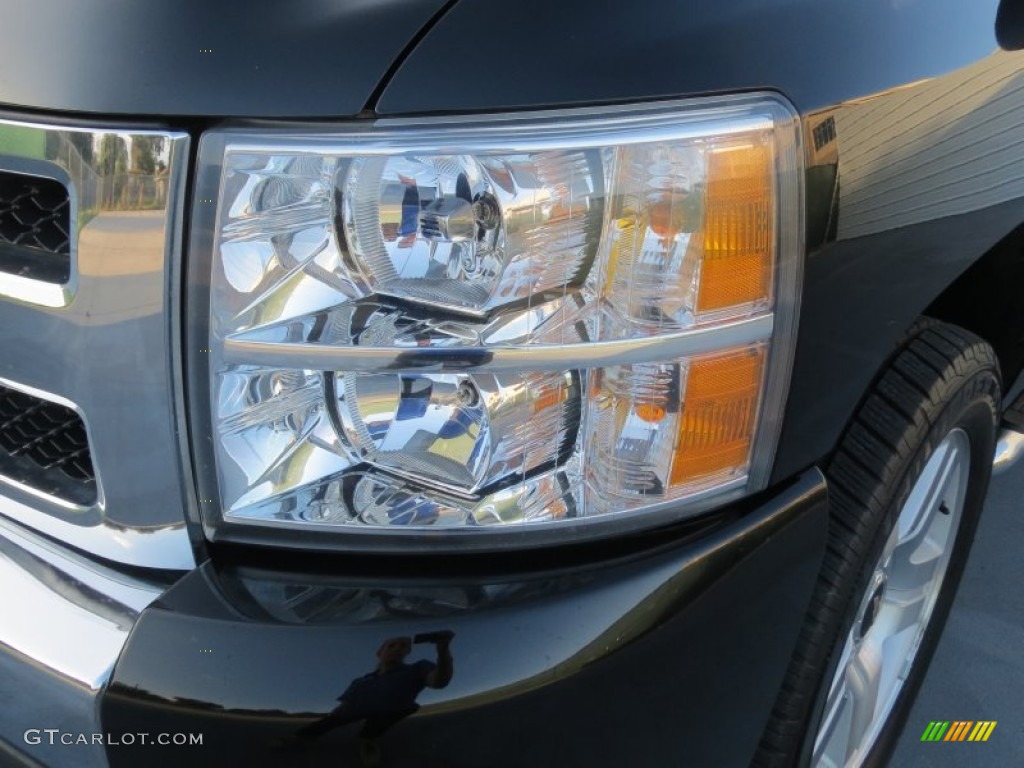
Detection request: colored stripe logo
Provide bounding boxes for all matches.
[920,721,997,742]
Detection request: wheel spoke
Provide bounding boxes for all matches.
[821,639,853,721]
[846,641,883,753]
[890,553,940,592]
[897,443,965,554]
[814,636,856,765]
[878,526,901,572]
[815,678,852,764]
[882,587,929,636]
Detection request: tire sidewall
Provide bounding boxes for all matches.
[799,373,999,767]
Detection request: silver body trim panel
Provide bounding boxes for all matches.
[0,492,194,571]
[0,515,166,767]
[0,115,195,570]
[0,516,162,688]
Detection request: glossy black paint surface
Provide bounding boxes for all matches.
[773,45,1024,481]
[778,199,1024,482]
[100,471,826,768]
[377,0,999,116]
[0,0,449,117]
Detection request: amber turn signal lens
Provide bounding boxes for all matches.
[669,345,767,486]
[695,143,774,313]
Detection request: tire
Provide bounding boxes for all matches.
[754,320,1001,768]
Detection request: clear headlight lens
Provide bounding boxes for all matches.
[191,94,802,550]
[333,369,578,492]
[342,152,600,314]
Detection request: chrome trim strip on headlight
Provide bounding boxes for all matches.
[224,315,775,373]
[0,114,195,570]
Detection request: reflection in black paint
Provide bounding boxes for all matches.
[279,631,455,766]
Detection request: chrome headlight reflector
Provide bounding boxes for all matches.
[190,94,803,550]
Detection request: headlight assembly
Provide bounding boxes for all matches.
[187,94,803,551]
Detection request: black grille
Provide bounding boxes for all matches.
[0,385,96,505]
[0,171,72,284]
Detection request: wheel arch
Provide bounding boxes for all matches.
[924,220,1024,398]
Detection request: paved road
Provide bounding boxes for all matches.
[891,459,1024,766]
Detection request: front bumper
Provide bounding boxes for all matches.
[2,469,826,768]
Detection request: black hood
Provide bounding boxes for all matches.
[377,0,1001,116]
[0,0,451,118]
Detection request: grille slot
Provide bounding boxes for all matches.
[0,384,96,506]
[0,171,72,284]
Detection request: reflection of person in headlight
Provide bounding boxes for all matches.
[285,631,454,766]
